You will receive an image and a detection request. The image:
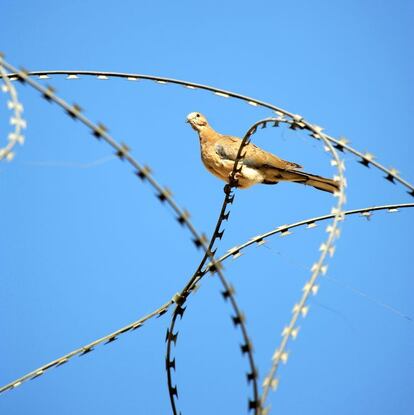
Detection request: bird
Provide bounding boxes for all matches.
[186,112,339,193]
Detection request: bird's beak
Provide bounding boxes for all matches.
[185,118,190,123]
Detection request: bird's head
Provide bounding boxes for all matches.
[186,112,208,132]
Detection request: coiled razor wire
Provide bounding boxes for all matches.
[1,60,413,413]
[164,117,299,414]
[0,55,26,162]
[213,203,414,269]
[165,112,346,415]
[0,57,259,412]
[264,124,344,412]
[1,202,411,395]
[5,69,413,198]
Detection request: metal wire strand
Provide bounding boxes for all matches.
[164,108,346,415]
[0,57,26,161]
[0,58,260,412]
[213,203,414,268]
[1,202,411,396]
[5,69,413,196]
[164,119,278,415]
[4,200,410,395]
[247,120,346,412]
[0,300,172,394]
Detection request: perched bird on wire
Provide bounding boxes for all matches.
[186,112,339,193]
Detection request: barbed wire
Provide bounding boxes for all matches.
[0,57,259,411]
[2,201,410,395]
[1,62,412,414]
[254,123,345,412]
[164,118,279,415]
[0,55,26,162]
[5,69,413,197]
[212,202,414,269]
[163,111,346,414]
[26,70,404,412]
[0,300,172,394]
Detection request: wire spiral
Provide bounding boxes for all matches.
[1,58,412,415]
[0,58,259,412]
[2,201,411,395]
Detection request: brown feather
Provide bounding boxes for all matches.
[263,169,339,193]
[187,112,337,193]
[215,134,302,170]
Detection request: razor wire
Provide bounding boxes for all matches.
[164,118,268,415]
[165,111,346,415]
[260,129,344,411]
[213,202,414,268]
[0,56,26,162]
[5,69,413,197]
[0,300,172,393]
[2,201,411,395]
[1,61,412,414]
[0,57,259,412]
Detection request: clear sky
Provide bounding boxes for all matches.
[1,1,413,414]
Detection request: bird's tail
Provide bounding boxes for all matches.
[264,170,340,194]
[299,172,340,193]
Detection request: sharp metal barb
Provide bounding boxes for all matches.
[92,123,107,139]
[66,103,82,119]
[385,173,396,184]
[241,341,252,354]
[249,400,259,411]
[170,385,178,398]
[115,143,130,159]
[135,166,150,181]
[166,358,176,371]
[232,315,244,326]
[42,85,55,101]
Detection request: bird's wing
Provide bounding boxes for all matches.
[215,135,302,170]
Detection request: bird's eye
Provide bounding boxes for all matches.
[196,114,200,117]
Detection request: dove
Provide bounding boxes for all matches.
[186,112,339,193]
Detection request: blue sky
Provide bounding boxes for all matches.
[1,1,413,414]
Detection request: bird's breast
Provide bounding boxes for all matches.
[200,145,227,179]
